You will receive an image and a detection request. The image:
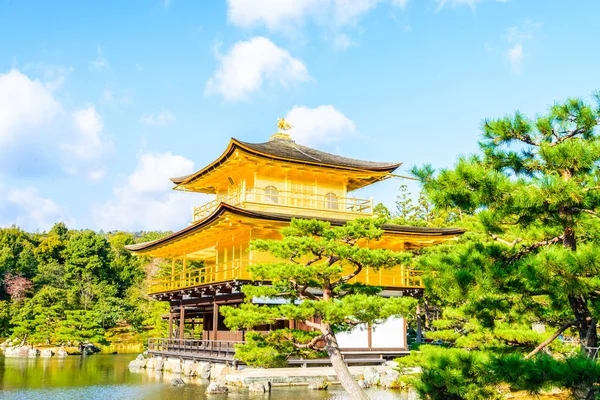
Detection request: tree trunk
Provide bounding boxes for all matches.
[323,327,370,400]
[564,227,598,354]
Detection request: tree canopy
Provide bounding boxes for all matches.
[407,92,600,399]
[221,218,417,400]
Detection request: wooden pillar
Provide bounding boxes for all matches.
[182,254,187,282]
[179,305,185,340]
[168,311,173,339]
[191,319,195,339]
[212,300,219,341]
[171,258,175,282]
[368,324,373,349]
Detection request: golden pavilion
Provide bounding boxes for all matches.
[126,120,463,357]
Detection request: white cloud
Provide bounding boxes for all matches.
[507,43,523,74]
[205,37,310,101]
[23,63,73,91]
[390,0,409,8]
[0,69,112,180]
[0,70,62,146]
[333,33,356,51]
[93,152,204,231]
[61,106,113,166]
[507,20,542,43]
[284,105,357,146]
[436,0,508,11]
[102,87,133,105]
[504,20,540,74]
[227,0,408,32]
[0,186,74,232]
[140,109,176,126]
[90,47,111,72]
[227,0,321,31]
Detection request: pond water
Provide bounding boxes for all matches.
[0,354,411,400]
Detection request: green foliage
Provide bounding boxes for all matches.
[397,345,502,400]
[398,346,600,400]
[222,218,418,367]
[56,310,107,345]
[234,330,327,368]
[0,222,166,347]
[373,202,391,219]
[406,91,600,399]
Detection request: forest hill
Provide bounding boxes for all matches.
[0,223,170,346]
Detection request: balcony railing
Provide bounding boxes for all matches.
[147,338,240,360]
[192,186,373,222]
[148,260,423,294]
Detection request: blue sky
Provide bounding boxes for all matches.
[1,0,599,232]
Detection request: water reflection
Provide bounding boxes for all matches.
[0,355,413,399]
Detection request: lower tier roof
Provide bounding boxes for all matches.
[125,203,465,254]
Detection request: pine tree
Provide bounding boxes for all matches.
[413,92,600,355]
[220,218,416,400]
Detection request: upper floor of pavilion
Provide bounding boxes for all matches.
[173,120,402,223]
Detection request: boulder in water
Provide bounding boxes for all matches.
[379,370,400,389]
[307,377,328,390]
[128,354,147,369]
[249,382,272,393]
[57,348,68,357]
[28,348,40,357]
[183,360,196,376]
[206,382,228,394]
[363,366,380,386]
[171,378,186,387]
[40,349,54,357]
[195,362,211,379]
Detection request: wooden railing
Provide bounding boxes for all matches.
[148,260,424,294]
[147,338,241,360]
[148,260,253,294]
[192,186,373,222]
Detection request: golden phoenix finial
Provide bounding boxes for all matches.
[277,118,293,131]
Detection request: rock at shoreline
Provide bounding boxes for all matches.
[128,354,147,369]
[211,364,230,381]
[40,349,54,357]
[379,370,400,389]
[206,382,228,394]
[146,357,156,370]
[183,360,196,376]
[57,348,68,357]
[4,346,30,357]
[171,378,186,387]
[196,362,211,379]
[28,348,40,357]
[307,377,328,390]
[249,382,272,393]
[155,358,164,371]
[363,366,380,386]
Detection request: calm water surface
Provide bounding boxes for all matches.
[0,354,410,400]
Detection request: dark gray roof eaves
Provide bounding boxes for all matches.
[125,203,465,253]
[170,138,402,185]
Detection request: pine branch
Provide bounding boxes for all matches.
[298,284,318,300]
[549,128,586,147]
[510,235,564,262]
[331,258,363,289]
[303,320,324,331]
[293,334,324,350]
[524,320,577,359]
[570,208,599,218]
[582,186,600,192]
[490,233,523,247]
